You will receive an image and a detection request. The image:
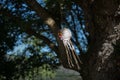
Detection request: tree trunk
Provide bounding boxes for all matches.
[25,0,120,80]
[80,0,120,80]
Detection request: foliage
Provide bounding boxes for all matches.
[19,64,56,80]
[0,52,57,80]
[0,0,87,79]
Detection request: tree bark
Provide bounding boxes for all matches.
[76,0,120,80]
[25,0,120,79]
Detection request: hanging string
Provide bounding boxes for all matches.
[58,2,82,70]
[58,28,82,70]
[64,40,74,68]
[63,39,81,70]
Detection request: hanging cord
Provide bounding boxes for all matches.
[69,40,82,64]
[68,40,82,69]
[63,40,74,68]
[58,28,82,70]
[63,39,81,70]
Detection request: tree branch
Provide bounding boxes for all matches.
[26,28,60,57]
[24,0,82,70]
[71,0,86,9]
[1,8,60,57]
[24,0,65,61]
[71,0,94,9]
[25,0,59,33]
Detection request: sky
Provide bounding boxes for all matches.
[6,0,88,58]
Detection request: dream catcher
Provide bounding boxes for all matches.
[58,28,82,70]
